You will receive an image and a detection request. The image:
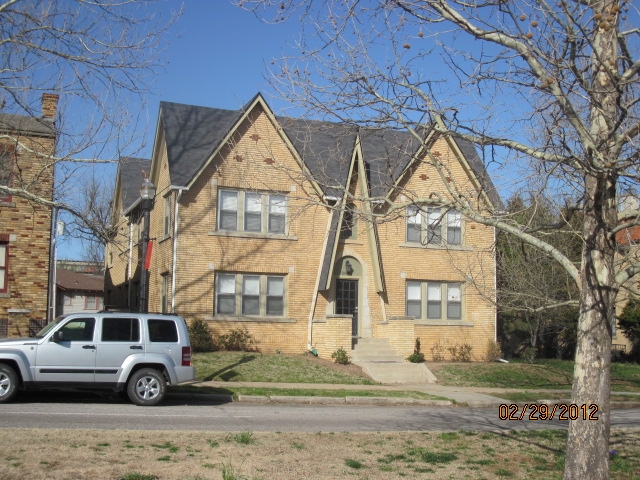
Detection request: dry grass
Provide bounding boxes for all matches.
[1,428,640,480]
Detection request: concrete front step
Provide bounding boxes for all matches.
[351,338,437,384]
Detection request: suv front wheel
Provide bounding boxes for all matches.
[0,364,19,403]
[127,368,166,406]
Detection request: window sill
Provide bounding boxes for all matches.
[208,230,297,241]
[400,242,472,251]
[0,201,15,207]
[340,238,363,245]
[158,235,172,244]
[415,320,474,327]
[0,292,9,298]
[206,315,295,323]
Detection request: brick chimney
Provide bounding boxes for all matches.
[41,93,59,119]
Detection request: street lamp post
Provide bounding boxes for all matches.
[138,177,156,313]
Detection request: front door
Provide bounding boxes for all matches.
[336,279,358,336]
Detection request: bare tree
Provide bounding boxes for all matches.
[238,1,640,478]
[60,170,115,263]
[0,0,181,242]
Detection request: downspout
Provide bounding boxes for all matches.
[127,219,133,310]
[171,188,187,313]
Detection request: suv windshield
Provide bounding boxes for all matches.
[34,316,66,338]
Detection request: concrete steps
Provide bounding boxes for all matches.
[351,338,437,385]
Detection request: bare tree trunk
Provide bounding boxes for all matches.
[564,177,616,479]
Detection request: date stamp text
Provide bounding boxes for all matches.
[498,403,599,421]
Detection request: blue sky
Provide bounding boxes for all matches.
[57,0,298,259]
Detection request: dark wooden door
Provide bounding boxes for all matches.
[336,279,358,336]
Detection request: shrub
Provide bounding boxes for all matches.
[448,343,473,362]
[331,347,350,365]
[216,328,255,352]
[485,339,503,362]
[520,346,537,364]
[408,337,425,363]
[187,318,215,353]
[431,341,446,361]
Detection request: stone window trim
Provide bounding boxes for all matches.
[216,188,288,236]
[406,206,463,246]
[215,272,286,318]
[406,280,465,322]
[0,240,8,294]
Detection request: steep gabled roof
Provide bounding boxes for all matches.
[160,101,244,187]
[278,118,357,198]
[358,128,422,199]
[118,157,151,213]
[451,136,503,210]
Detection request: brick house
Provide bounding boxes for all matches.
[0,94,58,338]
[105,94,501,361]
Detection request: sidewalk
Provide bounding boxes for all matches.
[172,380,640,409]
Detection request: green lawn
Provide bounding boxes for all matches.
[190,352,640,399]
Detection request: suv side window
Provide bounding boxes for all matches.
[59,318,95,341]
[147,319,178,343]
[102,317,140,342]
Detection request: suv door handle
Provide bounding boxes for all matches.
[130,345,143,350]
[82,345,96,349]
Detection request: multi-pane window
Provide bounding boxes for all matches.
[161,274,170,313]
[0,243,7,293]
[84,295,103,310]
[163,195,172,237]
[406,281,463,321]
[406,206,461,245]
[218,189,287,235]
[216,273,285,317]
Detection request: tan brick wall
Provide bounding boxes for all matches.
[106,104,498,360]
[0,132,55,329]
[311,315,353,360]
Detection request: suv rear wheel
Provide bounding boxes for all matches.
[127,368,166,406]
[0,364,19,403]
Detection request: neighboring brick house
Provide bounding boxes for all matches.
[0,94,58,338]
[613,195,640,356]
[55,268,104,316]
[105,94,501,360]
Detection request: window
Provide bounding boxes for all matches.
[0,318,7,338]
[406,206,462,245]
[84,295,103,310]
[218,189,287,235]
[161,274,170,313]
[58,293,73,306]
[102,317,140,342]
[59,318,95,341]
[340,202,356,239]
[0,145,13,202]
[163,195,172,237]
[216,273,285,317]
[0,243,7,293]
[405,281,463,321]
[147,319,178,343]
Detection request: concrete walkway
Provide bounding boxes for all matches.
[174,380,640,408]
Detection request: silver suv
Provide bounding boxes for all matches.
[0,312,196,406]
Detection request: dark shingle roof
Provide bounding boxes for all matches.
[160,101,244,187]
[279,118,357,198]
[119,157,151,211]
[158,99,500,210]
[0,113,55,137]
[452,136,503,210]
